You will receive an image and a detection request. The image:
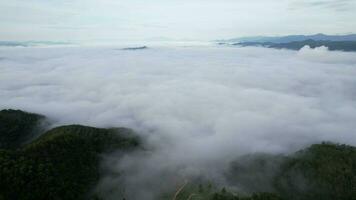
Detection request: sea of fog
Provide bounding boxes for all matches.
[1,45,356,199]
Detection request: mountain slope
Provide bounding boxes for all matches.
[0,110,139,200]
[0,109,45,149]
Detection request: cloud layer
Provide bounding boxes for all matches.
[1,46,356,199]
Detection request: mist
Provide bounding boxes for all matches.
[1,45,356,199]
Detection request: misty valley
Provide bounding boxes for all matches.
[1,109,356,200]
[1,0,356,197]
[1,43,356,200]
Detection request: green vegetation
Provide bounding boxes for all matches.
[211,191,282,200]
[0,109,139,200]
[1,109,356,200]
[227,154,286,193]
[0,109,45,149]
[166,143,356,200]
[218,143,356,200]
[160,182,215,200]
[275,142,356,200]
[160,182,283,200]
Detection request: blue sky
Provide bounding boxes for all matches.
[1,0,356,43]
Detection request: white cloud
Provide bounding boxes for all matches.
[1,46,356,199]
[291,0,356,11]
[298,45,356,64]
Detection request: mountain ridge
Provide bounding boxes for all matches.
[218,33,356,44]
[233,39,356,52]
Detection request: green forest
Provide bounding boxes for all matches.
[1,109,356,200]
[0,109,139,200]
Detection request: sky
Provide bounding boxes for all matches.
[0,0,356,43]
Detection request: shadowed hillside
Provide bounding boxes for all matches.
[1,109,356,200]
[162,143,356,200]
[0,110,139,200]
[0,109,45,149]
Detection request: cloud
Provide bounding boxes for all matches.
[1,46,356,199]
[291,0,356,11]
[298,45,356,63]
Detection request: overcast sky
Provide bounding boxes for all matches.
[1,0,356,43]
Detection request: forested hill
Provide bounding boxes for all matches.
[0,109,45,149]
[1,109,356,200]
[0,109,139,200]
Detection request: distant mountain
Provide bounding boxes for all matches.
[235,40,356,52]
[121,46,148,50]
[218,33,356,44]
[0,41,72,47]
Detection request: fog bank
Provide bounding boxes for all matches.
[1,46,356,199]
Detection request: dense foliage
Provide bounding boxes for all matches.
[211,191,282,200]
[0,110,139,200]
[220,143,356,200]
[227,154,286,193]
[162,182,283,200]
[0,109,44,149]
[274,142,356,200]
[2,109,356,200]
[173,143,356,200]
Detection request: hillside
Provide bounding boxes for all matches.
[0,109,45,149]
[162,143,356,200]
[1,109,356,200]
[274,143,356,200]
[0,110,139,200]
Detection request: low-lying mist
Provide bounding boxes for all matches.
[1,45,356,199]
